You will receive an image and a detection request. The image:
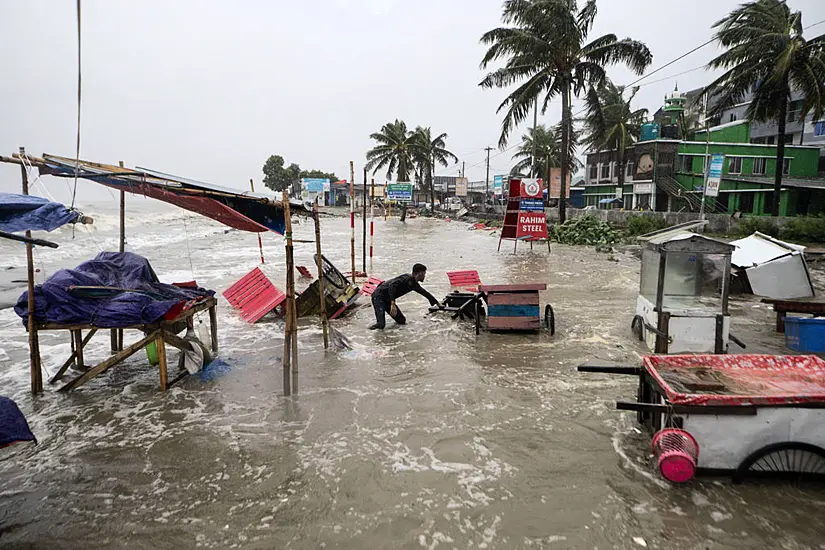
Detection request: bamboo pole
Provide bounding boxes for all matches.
[20,146,42,395]
[282,191,296,396]
[369,179,375,274]
[362,168,367,273]
[313,197,329,349]
[349,161,355,281]
[250,178,265,263]
[114,160,126,353]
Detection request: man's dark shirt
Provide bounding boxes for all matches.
[375,274,438,305]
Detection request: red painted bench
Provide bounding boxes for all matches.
[447,270,482,291]
[223,267,286,323]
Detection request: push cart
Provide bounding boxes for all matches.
[579,354,825,483]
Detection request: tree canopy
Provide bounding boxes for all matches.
[703,0,825,215]
[262,154,338,192]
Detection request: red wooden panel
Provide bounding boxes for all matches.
[487,292,540,306]
[297,266,313,278]
[223,267,286,323]
[447,270,481,291]
[487,316,541,330]
[360,277,384,297]
[480,283,546,292]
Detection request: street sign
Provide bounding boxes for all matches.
[520,178,543,199]
[455,178,468,197]
[519,198,545,212]
[493,175,504,195]
[301,178,328,193]
[516,211,549,240]
[705,153,725,197]
[386,183,413,201]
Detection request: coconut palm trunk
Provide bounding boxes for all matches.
[559,84,571,224]
[772,90,788,216]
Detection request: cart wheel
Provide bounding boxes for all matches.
[733,442,825,484]
[631,315,644,341]
[544,304,555,335]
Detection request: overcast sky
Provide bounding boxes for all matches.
[1,0,823,203]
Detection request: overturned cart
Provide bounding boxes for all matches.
[579,354,825,483]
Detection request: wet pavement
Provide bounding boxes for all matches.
[1,203,824,549]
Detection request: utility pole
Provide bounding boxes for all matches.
[485,146,493,202]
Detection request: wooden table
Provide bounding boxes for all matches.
[479,283,547,332]
[36,297,218,392]
[762,296,825,332]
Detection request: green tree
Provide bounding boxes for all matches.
[703,0,825,216]
[411,126,458,210]
[580,80,647,189]
[479,0,652,222]
[299,168,339,183]
[262,155,301,193]
[365,120,418,183]
[510,123,581,179]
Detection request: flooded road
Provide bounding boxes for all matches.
[1,203,824,549]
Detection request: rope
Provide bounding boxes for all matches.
[81,222,103,252]
[181,213,195,279]
[71,0,82,210]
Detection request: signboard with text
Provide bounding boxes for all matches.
[301,178,328,193]
[548,168,571,199]
[386,183,413,201]
[705,153,725,197]
[455,178,468,197]
[493,175,504,195]
[516,211,549,240]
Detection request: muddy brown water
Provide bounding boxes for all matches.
[1,208,824,549]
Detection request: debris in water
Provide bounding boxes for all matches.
[633,537,647,547]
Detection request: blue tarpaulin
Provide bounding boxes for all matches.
[0,193,79,233]
[15,252,214,328]
[0,396,36,448]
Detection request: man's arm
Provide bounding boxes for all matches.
[412,281,438,305]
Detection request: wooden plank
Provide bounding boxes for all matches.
[487,304,540,318]
[209,304,218,353]
[49,328,97,384]
[487,316,541,330]
[59,330,159,392]
[480,284,546,292]
[487,292,539,306]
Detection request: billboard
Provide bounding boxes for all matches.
[301,177,328,193]
[455,178,468,197]
[386,183,413,201]
[705,153,725,197]
[493,175,504,195]
[547,168,571,199]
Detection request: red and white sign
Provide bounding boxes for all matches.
[516,211,548,240]
[520,178,543,199]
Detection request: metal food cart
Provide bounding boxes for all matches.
[631,222,744,354]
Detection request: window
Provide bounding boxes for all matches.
[767,136,776,145]
[753,158,767,175]
[729,157,743,174]
[815,121,825,137]
[738,193,755,214]
[626,162,634,177]
[678,155,693,173]
[600,163,610,179]
[763,192,775,214]
[729,113,737,123]
[788,100,803,122]
[784,133,794,144]
[783,158,791,175]
[588,164,597,181]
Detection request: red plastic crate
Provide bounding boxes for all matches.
[223,267,286,323]
[360,277,384,297]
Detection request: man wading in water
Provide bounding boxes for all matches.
[369,263,439,330]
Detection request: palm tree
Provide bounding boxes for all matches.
[703,0,825,217]
[510,123,581,179]
[411,126,458,210]
[479,0,652,222]
[365,120,417,182]
[580,80,647,190]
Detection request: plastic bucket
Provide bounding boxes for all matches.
[651,428,699,483]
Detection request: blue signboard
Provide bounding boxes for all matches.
[705,154,725,197]
[519,198,545,212]
[493,175,504,195]
[386,183,413,201]
[302,178,328,193]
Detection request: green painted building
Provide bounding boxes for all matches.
[583,119,825,216]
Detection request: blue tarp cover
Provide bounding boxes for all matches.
[15,252,214,328]
[0,193,79,233]
[0,396,36,448]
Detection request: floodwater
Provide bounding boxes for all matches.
[1,200,824,549]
